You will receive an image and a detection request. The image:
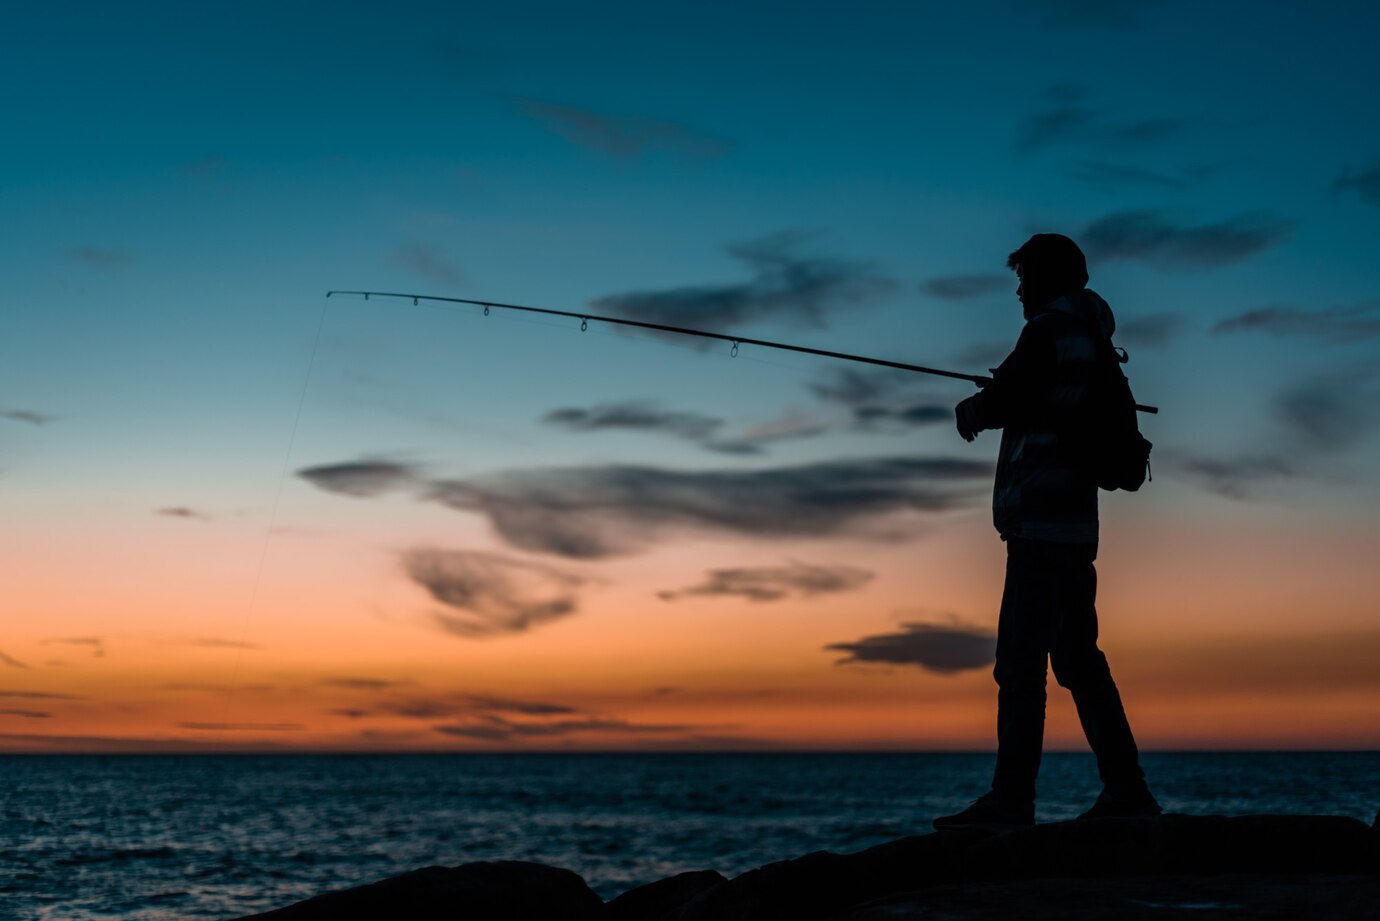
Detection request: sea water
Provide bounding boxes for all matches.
[1,752,1376,920]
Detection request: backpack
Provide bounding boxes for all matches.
[1063,336,1153,492]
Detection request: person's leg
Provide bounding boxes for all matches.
[989,536,1056,805]
[1047,542,1150,797]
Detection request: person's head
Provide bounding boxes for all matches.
[1007,233,1088,318]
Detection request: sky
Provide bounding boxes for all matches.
[3,0,1378,753]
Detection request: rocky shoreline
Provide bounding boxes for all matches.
[238,813,1380,920]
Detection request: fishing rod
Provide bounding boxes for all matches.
[325,290,1159,414]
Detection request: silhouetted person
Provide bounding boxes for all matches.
[934,234,1160,829]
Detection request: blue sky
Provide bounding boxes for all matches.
[2,1,1379,751]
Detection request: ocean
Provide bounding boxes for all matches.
[2,752,1376,920]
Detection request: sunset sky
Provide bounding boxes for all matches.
[3,1,1378,753]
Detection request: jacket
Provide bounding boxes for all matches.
[962,288,1115,544]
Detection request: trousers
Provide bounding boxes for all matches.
[990,536,1145,803]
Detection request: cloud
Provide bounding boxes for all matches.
[465,696,580,715]
[297,459,420,498]
[589,232,897,331]
[716,410,829,454]
[393,243,464,285]
[157,506,209,521]
[1059,160,1216,190]
[419,456,991,559]
[1174,454,1297,499]
[1273,369,1380,453]
[1015,86,1188,154]
[174,638,261,650]
[1177,368,1379,498]
[67,247,131,270]
[175,722,305,731]
[1114,312,1186,349]
[0,689,84,700]
[659,561,873,602]
[329,708,371,719]
[1080,210,1291,270]
[402,548,585,637]
[544,401,724,443]
[42,637,105,658]
[850,402,951,430]
[433,714,699,742]
[1331,161,1380,208]
[919,274,1011,300]
[514,97,733,161]
[1,408,53,426]
[0,709,51,719]
[377,694,581,720]
[0,650,28,669]
[825,621,996,674]
[807,367,957,432]
[1212,303,1380,342]
[320,676,412,691]
[1013,0,1171,29]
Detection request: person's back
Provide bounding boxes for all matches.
[936,234,1159,830]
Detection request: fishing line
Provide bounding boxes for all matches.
[220,295,331,722]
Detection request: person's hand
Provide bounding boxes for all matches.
[955,397,980,442]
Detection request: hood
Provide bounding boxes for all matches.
[1045,288,1116,339]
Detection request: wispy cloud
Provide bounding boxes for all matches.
[1174,369,1379,497]
[1212,303,1380,342]
[1081,210,1291,270]
[392,243,464,285]
[544,401,726,447]
[402,548,585,637]
[299,454,989,560]
[329,708,371,719]
[1016,85,1189,154]
[297,459,419,498]
[1273,369,1379,453]
[0,650,28,670]
[1114,312,1186,349]
[156,506,210,522]
[1175,454,1296,500]
[850,402,951,430]
[0,709,51,719]
[1331,160,1380,208]
[514,97,733,161]
[433,714,700,742]
[659,562,873,602]
[42,637,105,659]
[419,456,990,559]
[825,621,996,674]
[377,694,580,720]
[67,247,131,270]
[808,367,957,432]
[1059,160,1216,190]
[171,637,262,650]
[0,689,84,700]
[1,408,53,426]
[176,722,305,731]
[590,232,897,331]
[320,676,413,691]
[919,274,1010,300]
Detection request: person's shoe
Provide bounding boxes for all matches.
[1076,786,1162,821]
[933,792,1035,831]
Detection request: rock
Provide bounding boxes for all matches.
[605,869,726,921]
[240,814,1380,921]
[236,859,602,921]
[667,815,1379,921]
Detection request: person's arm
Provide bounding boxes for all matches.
[955,322,1054,440]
